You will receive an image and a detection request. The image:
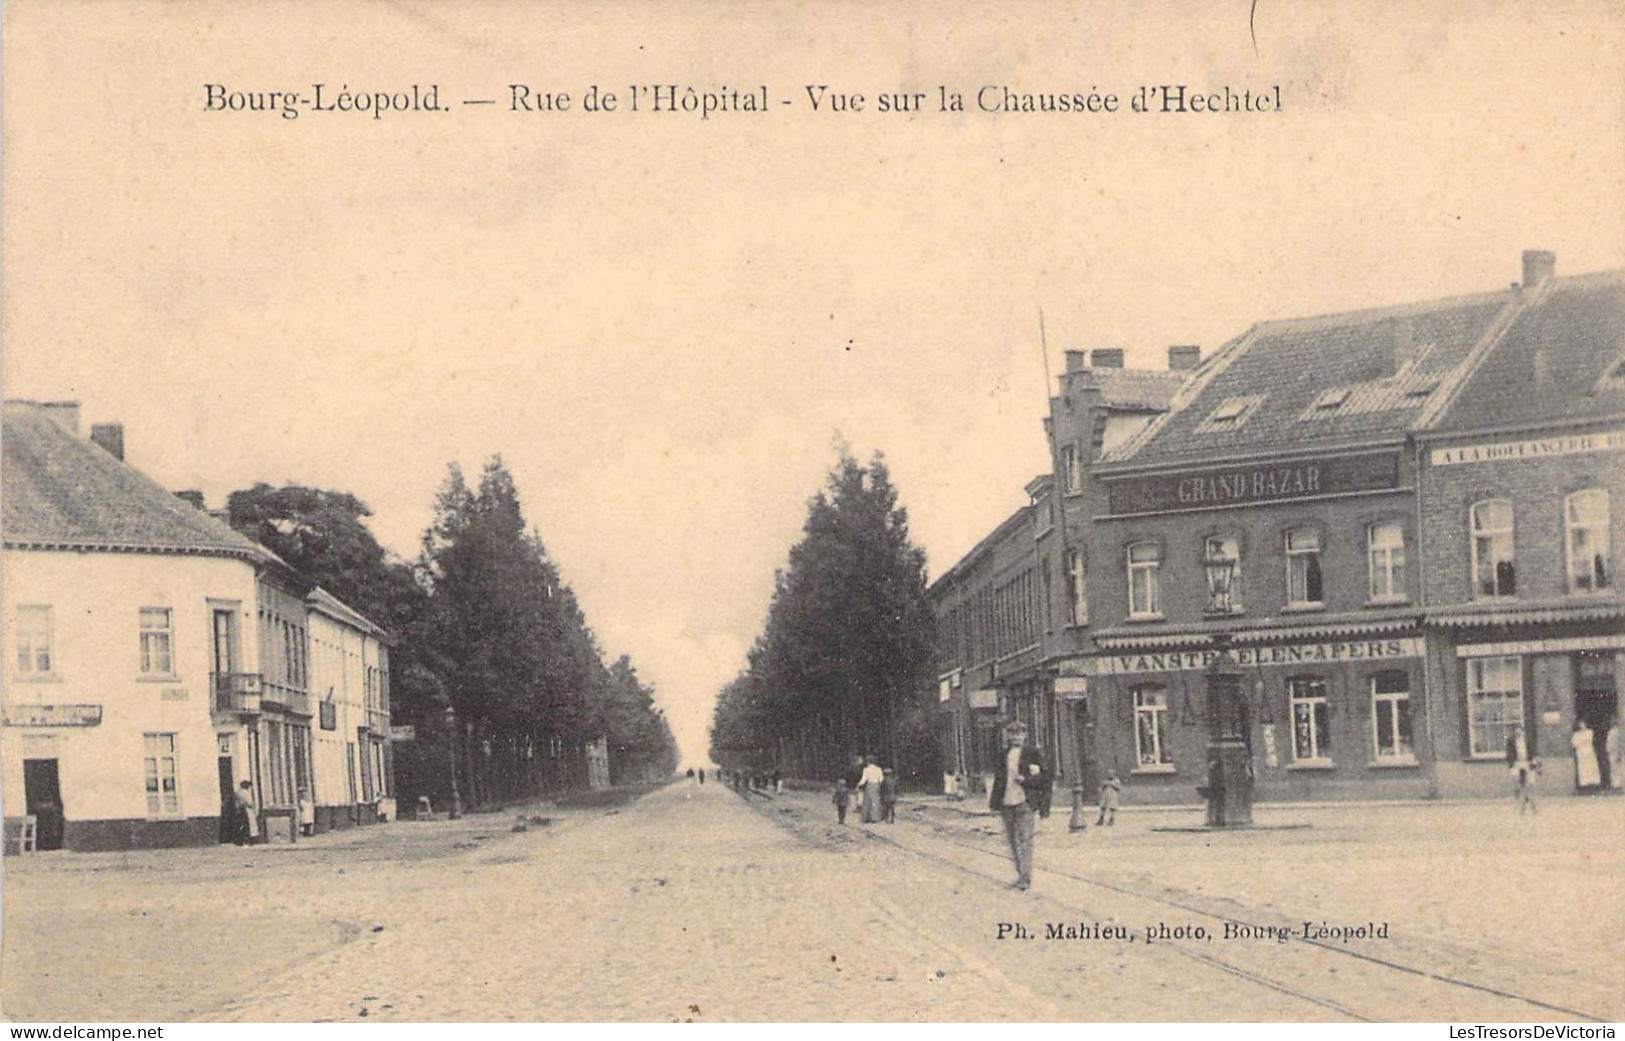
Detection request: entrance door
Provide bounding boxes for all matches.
[22,759,64,851]
[217,756,236,842]
[1575,653,1618,789]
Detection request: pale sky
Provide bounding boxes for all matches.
[5,1,1622,765]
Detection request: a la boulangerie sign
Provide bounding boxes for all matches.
[1091,637,1423,677]
[1105,451,1400,515]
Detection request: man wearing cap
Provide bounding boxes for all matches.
[989,721,1049,890]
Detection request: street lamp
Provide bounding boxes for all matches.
[445,703,463,820]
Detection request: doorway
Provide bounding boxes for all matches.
[1574,652,1617,790]
[22,758,64,851]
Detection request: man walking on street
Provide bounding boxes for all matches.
[989,722,1048,890]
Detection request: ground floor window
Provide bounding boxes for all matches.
[1133,687,1172,767]
[1289,677,1332,762]
[1370,671,1414,761]
[143,733,180,815]
[1466,656,1523,759]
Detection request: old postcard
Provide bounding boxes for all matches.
[2,0,1622,1027]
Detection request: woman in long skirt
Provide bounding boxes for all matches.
[1571,721,1601,790]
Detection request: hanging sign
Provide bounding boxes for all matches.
[389,725,415,742]
[1053,676,1089,698]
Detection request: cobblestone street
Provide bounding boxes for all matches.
[3,783,1620,1022]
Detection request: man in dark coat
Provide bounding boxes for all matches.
[988,722,1049,890]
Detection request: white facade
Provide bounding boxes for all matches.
[3,548,260,847]
[307,590,392,827]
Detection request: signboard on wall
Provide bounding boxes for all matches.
[3,704,102,727]
[1105,452,1401,516]
[967,688,998,709]
[1091,637,1424,677]
[389,725,415,742]
[1431,428,1625,467]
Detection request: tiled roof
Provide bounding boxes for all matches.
[1103,290,1517,466]
[1068,366,1187,411]
[308,586,389,638]
[1431,270,1625,431]
[2,401,278,563]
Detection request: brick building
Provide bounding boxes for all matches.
[927,250,1622,806]
[1416,257,1624,797]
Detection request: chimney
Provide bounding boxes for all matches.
[1089,348,1125,369]
[175,490,207,511]
[90,423,125,461]
[37,401,81,435]
[1522,249,1555,290]
[1168,345,1202,371]
[1064,349,1088,373]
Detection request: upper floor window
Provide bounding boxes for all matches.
[1127,543,1162,618]
[139,607,174,676]
[1065,548,1087,626]
[1061,445,1082,494]
[1565,489,1611,593]
[1367,521,1407,601]
[1285,528,1324,606]
[1204,535,1241,614]
[14,605,53,675]
[1471,500,1516,597]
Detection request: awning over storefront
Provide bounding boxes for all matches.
[1093,607,1421,651]
[1427,596,1625,629]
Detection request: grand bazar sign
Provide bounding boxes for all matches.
[1090,638,1423,677]
[1106,452,1400,515]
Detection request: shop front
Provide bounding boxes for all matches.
[1087,623,1434,804]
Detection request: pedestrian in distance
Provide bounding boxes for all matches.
[687,767,695,782]
[1096,770,1122,826]
[698,768,705,785]
[234,780,260,845]
[858,756,885,823]
[1516,756,1542,815]
[989,721,1048,891]
[1571,720,1601,791]
[880,768,898,823]
[1607,723,1622,791]
[833,778,851,824]
[772,769,783,796]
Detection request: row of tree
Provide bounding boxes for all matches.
[708,450,939,784]
[226,457,678,811]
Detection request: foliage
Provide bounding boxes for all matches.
[709,449,938,781]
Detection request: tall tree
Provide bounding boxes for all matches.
[711,449,937,780]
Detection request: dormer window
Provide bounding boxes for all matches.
[1195,394,1266,434]
[1312,388,1349,412]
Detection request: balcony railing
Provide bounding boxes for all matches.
[211,673,263,715]
[260,682,310,717]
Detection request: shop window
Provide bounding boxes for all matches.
[1565,489,1611,593]
[1065,548,1087,625]
[1367,521,1407,602]
[1204,535,1242,614]
[1370,671,1414,761]
[1285,528,1324,606]
[1471,500,1516,597]
[143,733,181,815]
[1466,656,1523,759]
[14,605,53,675]
[1132,686,1172,767]
[139,607,173,676]
[1127,542,1162,618]
[1289,677,1332,762]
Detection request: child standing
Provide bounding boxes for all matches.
[1096,771,1122,827]
[880,768,898,823]
[832,778,851,824]
[1517,757,1542,816]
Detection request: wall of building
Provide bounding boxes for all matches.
[3,549,259,850]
